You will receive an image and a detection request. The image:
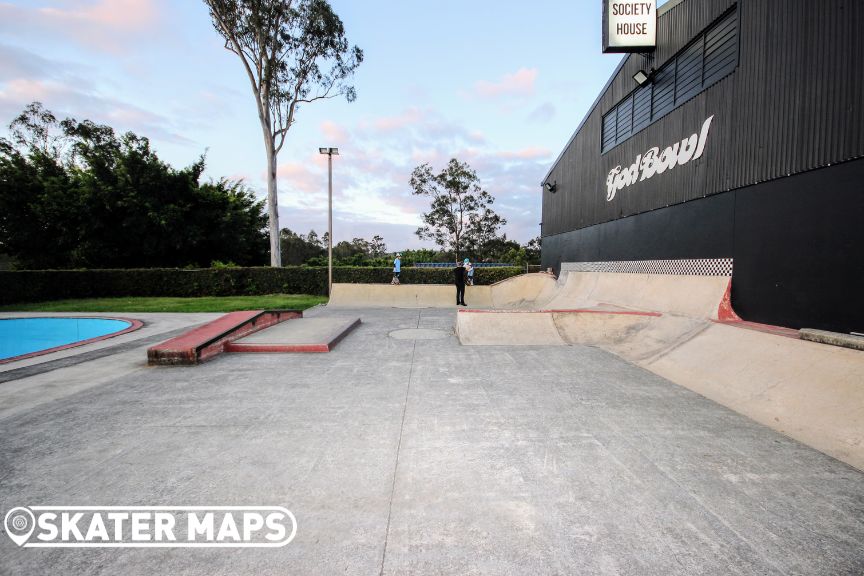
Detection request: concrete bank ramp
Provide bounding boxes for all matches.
[542,271,733,318]
[642,322,864,470]
[327,273,558,309]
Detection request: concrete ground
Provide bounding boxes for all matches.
[1,307,863,575]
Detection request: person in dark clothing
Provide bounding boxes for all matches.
[453,261,467,306]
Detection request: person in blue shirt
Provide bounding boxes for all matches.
[392,253,401,285]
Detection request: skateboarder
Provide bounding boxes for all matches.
[453,260,467,306]
[392,253,401,285]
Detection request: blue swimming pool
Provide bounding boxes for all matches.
[0,317,134,362]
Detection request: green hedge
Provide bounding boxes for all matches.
[0,266,524,304]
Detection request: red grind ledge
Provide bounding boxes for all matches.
[147,310,302,366]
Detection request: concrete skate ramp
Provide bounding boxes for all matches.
[329,271,732,321]
[456,308,664,346]
[543,272,732,318]
[642,322,864,470]
[454,271,732,351]
[457,311,566,346]
[489,273,560,309]
[327,273,558,309]
[454,271,864,471]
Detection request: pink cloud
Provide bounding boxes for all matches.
[0,0,161,54]
[275,158,330,207]
[320,120,349,144]
[495,147,552,160]
[410,148,444,165]
[368,107,424,133]
[276,161,317,188]
[0,78,56,102]
[39,0,157,30]
[0,77,193,145]
[474,68,538,99]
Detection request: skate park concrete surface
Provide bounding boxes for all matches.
[1,299,864,575]
[335,273,864,471]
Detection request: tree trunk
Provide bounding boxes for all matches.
[265,138,282,267]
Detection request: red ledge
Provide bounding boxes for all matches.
[147,310,302,366]
[457,308,661,317]
[0,317,144,365]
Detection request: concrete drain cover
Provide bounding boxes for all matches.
[389,328,451,340]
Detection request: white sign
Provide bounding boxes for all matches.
[603,0,657,53]
[605,115,714,202]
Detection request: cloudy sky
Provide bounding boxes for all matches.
[0,0,656,251]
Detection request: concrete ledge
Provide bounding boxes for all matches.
[225,317,361,353]
[800,328,864,351]
[147,310,302,365]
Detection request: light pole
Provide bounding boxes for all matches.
[318,147,339,295]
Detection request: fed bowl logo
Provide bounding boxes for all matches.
[4,506,296,548]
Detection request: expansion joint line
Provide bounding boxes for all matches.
[378,310,420,576]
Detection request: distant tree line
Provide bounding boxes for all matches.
[279,227,540,268]
[0,103,268,269]
[0,103,541,271]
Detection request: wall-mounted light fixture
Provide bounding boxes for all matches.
[633,69,651,86]
[543,181,557,193]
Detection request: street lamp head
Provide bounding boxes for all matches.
[319,147,339,155]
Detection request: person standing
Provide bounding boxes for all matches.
[453,260,467,306]
[464,258,474,286]
[392,253,401,285]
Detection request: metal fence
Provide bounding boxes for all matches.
[412,262,513,268]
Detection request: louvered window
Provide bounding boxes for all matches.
[601,5,738,153]
[704,8,738,86]
[632,84,652,133]
[675,40,703,104]
[651,64,676,120]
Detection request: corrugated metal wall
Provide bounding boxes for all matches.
[542,0,864,238]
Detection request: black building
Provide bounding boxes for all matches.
[541,0,863,333]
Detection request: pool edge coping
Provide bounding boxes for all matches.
[0,317,145,365]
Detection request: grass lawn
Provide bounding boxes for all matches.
[0,294,328,313]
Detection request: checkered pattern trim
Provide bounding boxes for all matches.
[560,258,733,277]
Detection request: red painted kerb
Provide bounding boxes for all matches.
[0,317,144,365]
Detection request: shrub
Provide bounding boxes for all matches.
[0,266,525,304]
